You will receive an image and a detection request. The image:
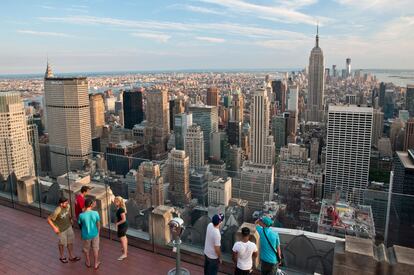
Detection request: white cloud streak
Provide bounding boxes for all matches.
[197,0,327,25]
[38,15,308,40]
[130,32,171,43]
[276,0,318,9]
[196,36,225,43]
[336,0,414,10]
[17,30,73,37]
[174,4,225,15]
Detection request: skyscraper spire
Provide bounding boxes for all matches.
[45,58,54,79]
[316,23,319,47]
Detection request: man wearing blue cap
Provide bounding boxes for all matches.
[255,216,281,275]
[204,214,223,275]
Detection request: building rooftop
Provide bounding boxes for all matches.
[45,77,87,81]
[318,199,375,239]
[396,150,414,169]
[328,104,373,113]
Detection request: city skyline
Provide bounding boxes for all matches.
[1,0,414,74]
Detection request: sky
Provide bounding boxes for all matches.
[1,0,413,74]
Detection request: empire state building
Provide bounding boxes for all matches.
[306,26,325,123]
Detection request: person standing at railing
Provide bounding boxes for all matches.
[232,227,258,275]
[47,197,81,264]
[203,213,224,275]
[114,196,128,261]
[78,198,101,270]
[255,216,281,275]
[74,186,91,226]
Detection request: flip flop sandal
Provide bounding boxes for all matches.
[59,257,68,263]
[69,257,81,262]
[94,262,101,270]
[85,262,91,268]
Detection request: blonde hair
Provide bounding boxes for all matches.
[114,196,127,214]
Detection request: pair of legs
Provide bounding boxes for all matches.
[204,255,219,275]
[83,237,100,269]
[58,227,80,263]
[119,235,128,259]
[260,261,277,275]
[58,243,75,261]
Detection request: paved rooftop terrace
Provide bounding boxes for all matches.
[0,205,207,275]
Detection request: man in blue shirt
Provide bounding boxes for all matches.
[78,198,101,270]
[255,216,281,275]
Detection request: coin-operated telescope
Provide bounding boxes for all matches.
[167,217,190,275]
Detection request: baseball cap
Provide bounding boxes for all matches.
[212,213,224,226]
[261,216,273,227]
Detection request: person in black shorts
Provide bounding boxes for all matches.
[114,196,128,261]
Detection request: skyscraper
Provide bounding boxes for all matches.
[306,26,325,123]
[146,89,170,134]
[325,105,373,203]
[174,112,192,150]
[310,137,319,164]
[271,80,287,113]
[123,89,144,130]
[145,89,170,159]
[89,93,105,138]
[169,99,175,131]
[185,124,204,169]
[383,90,395,119]
[372,109,384,148]
[0,92,34,179]
[346,57,352,77]
[167,149,191,206]
[44,68,92,176]
[227,121,242,147]
[272,114,287,152]
[235,89,275,210]
[287,85,298,112]
[27,116,41,176]
[250,89,275,165]
[379,82,386,108]
[226,145,243,175]
[404,118,414,152]
[135,161,164,208]
[206,87,219,106]
[188,105,218,159]
[237,162,275,210]
[407,85,414,117]
[232,90,244,123]
[332,64,337,77]
[389,150,414,247]
[250,89,273,165]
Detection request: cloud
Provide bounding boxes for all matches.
[131,32,171,43]
[197,0,328,25]
[257,39,311,50]
[17,30,73,37]
[172,4,225,15]
[276,0,318,9]
[38,16,192,31]
[39,5,55,10]
[196,36,225,43]
[38,15,308,40]
[336,0,414,10]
